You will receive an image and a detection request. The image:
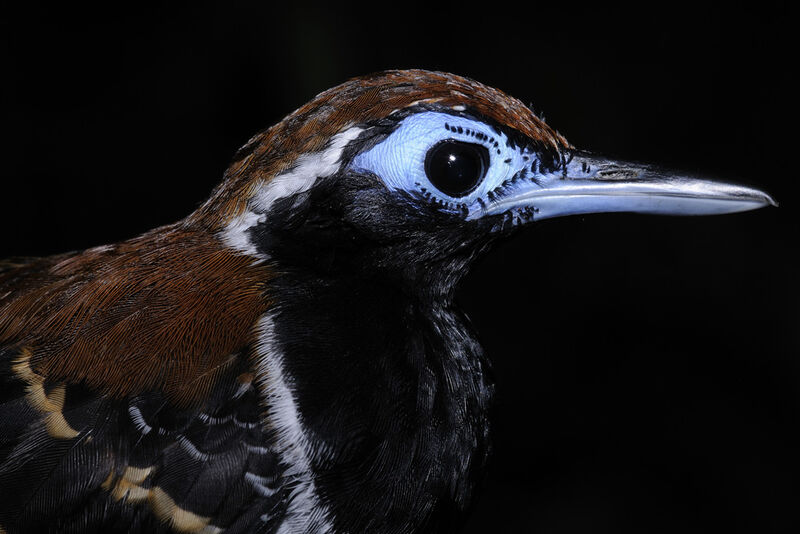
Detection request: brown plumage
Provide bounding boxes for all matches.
[193,69,570,225]
[0,225,271,407]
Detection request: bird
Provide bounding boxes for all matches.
[0,69,775,534]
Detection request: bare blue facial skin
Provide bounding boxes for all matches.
[352,111,776,225]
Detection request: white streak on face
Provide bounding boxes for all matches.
[251,126,365,213]
[220,210,266,259]
[220,126,364,260]
[254,313,334,534]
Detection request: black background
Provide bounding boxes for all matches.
[1,2,796,532]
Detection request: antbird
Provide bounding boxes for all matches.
[0,70,774,534]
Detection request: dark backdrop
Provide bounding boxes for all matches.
[1,2,796,533]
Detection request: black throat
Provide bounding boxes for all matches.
[263,268,493,533]
[246,165,503,532]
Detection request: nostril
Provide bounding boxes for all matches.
[596,166,641,180]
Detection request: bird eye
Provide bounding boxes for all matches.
[424,140,490,198]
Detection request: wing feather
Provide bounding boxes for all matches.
[0,228,282,533]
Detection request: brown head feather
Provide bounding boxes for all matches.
[192,69,570,227]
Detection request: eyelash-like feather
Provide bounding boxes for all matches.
[352,110,560,215]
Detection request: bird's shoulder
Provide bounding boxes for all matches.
[0,342,287,533]
[0,224,286,533]
[0,223,272,404]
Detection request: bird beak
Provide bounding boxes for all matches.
[481,152,777,221]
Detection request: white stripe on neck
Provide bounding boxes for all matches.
[254,313,334,534]
[220,126,364,259]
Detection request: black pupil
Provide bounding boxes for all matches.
[424,140,489,198]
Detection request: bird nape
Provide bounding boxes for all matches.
[0,70,774,534]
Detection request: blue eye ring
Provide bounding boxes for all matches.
[350,111,534,211]
[424,139,490,198]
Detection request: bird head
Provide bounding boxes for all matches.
[193,70,775,295]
